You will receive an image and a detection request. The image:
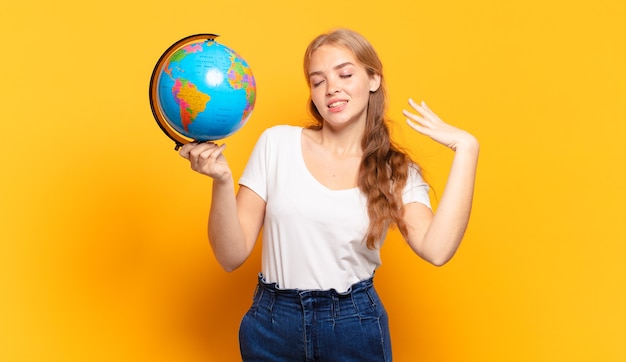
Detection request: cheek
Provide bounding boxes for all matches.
[312,101,325,114]
[358,86,374,103]
[310,90,325,110]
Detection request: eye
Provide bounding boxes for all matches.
[340,74,353,79]
[312,79,324,87]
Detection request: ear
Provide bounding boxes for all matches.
[369,73,381,92]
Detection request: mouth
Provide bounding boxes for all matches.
[328,100,348,108]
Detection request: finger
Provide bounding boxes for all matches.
[402,109,418,120]
[406,118,430,136]
[403,109,431,128]
[407,98,433,120]
[420,101,445,123]
[178,142,198,159]
[415,104,438,123]
[402,107,423,120]
[189,142,218,159]
[198,143,226,161]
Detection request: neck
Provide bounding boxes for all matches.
[315,121,365,158]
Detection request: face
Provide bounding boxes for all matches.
[307,45,381,128]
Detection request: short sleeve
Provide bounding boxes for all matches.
[402,164,431,209]
[238,130,270,201]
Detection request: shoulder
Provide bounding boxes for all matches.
[407,162,428,186]
[251,125,302,154]
[260,125,303,140]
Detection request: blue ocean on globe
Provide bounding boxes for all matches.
[155,39,256,141]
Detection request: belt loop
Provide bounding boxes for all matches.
[332,294,340,319]
[252,283,260,300]
[267,289,276,311]
[365,286,377,308]
[348,290,357,317]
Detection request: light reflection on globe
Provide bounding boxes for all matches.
[149,34,256,149]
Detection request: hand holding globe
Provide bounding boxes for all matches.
[149,34,256,150]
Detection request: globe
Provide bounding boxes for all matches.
[149,34,256,149]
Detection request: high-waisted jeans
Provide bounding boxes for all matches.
[239,274,392,361]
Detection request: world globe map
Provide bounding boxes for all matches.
[150,34,256,147]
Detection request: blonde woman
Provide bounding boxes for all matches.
[180,28,479,361]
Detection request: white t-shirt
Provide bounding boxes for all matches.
[239,125,430,292]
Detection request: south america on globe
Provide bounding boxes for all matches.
[149,34,256,149]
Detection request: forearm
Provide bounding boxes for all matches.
[207,176,250,271]
[421,137,479,265]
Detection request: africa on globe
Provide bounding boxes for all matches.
[149,34,256,149]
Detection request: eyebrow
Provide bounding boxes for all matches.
[308,62,355,78]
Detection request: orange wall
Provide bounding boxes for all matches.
[1,0,625,361]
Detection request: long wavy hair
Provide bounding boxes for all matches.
[303,29,420,249]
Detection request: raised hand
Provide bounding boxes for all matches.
[401,99,479,266]
[179,142,232,183]
[403,99,477,152]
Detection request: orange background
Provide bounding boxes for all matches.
[1,0,625,361]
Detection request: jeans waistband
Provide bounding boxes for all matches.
[256,273,374,297]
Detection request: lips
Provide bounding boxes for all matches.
[328,100,348,108]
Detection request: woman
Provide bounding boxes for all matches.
[180,28,479,361]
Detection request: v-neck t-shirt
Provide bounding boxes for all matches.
[239,125,430,292]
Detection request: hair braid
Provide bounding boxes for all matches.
[303,28,418,249]
[360,100,410,249]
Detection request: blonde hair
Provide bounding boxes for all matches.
[303,29,420,248]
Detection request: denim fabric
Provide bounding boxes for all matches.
[239,274,392,361]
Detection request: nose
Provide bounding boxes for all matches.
[325,79,340,95]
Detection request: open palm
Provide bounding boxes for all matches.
[403,99,476,151]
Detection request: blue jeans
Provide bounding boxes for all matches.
[239,274,392,361]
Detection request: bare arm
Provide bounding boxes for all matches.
[180,142,265,271]
[402,100,479,266]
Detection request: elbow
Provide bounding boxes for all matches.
[218,258,245,273]
[417,235,464,267]
[411,245,454,267]
[208,236,250,272]
[221,264,240,273]
[424,251,456,267]
[214,248,249,272]
[429,257,451,267]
